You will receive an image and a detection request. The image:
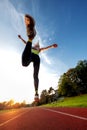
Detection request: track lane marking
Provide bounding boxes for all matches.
[42,108,87,121]
[0,109,31,127]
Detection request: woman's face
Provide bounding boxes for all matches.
[25,17,30,26]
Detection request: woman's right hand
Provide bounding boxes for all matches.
[18,35,21,39]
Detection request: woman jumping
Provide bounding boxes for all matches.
[18,14,58,102]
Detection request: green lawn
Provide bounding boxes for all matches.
[43,94,87,107]
[0,109,16,113]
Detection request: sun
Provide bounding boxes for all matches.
[0,50,34,103]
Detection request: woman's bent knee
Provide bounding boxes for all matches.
[22,60,29,67]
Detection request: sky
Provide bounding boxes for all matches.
[0,0,87,103]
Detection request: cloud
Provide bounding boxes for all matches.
[40,53,52,65]
[0,50,34,103]
[31,0,40,18]
[0,0,24,34]
[39,63,59,91]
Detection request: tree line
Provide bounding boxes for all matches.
[34,60,87,106]
[0,100,29,110]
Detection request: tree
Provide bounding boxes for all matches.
[75,60,87,93]
[48,87,56,102]
[58,73,77,97]
[6,99,14,109]
[58,60,87,97]
[40,89,48,104]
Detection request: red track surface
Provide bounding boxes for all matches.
[0,107,87,130]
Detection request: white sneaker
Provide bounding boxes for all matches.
[34,94,39,102]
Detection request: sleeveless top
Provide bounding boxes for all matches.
[31,48,39,55]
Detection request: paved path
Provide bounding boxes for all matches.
[0,107,87,130]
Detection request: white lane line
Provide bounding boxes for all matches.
[0,109,31,127]
[42,108,87,121]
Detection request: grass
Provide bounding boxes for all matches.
[43,94,87,107]
[0,109,11,113]
[0,109,16,113]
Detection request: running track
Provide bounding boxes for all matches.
[0,107,87,130]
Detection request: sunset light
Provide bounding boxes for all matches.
[0,0,87,104]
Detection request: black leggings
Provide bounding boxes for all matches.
[22,41,40,91]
